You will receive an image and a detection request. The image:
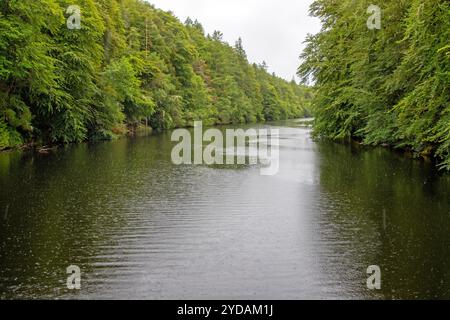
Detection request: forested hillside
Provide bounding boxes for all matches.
[0,0,311,150]
[299,0,449,170]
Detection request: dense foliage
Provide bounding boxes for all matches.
[299,0,449,170]
[0,0,311,149]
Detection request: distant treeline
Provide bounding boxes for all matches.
[299,0,449,170]
[0,0,311,150]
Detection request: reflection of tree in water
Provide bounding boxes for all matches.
[0,133,174,299]
[316,141,450,299]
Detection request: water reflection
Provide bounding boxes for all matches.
[0,120,449,299]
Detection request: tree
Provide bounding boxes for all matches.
[0,0,311,150]
[298,0,450,170]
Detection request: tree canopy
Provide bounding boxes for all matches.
[298,0,449,170]
[0,0,311,149]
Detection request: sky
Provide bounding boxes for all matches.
[147,0,321,81]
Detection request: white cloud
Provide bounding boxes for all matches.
[146,0,321,81]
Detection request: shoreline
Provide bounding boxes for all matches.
[1,119,447,173]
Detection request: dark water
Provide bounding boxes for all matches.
[0,120,449,300]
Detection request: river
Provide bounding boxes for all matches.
[0,119,449,299]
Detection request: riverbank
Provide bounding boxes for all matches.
[0,123,155,154]
[1,117,447,174]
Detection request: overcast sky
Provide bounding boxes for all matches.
[147,0,321,81]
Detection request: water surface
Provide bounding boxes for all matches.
[0,120,449,299]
